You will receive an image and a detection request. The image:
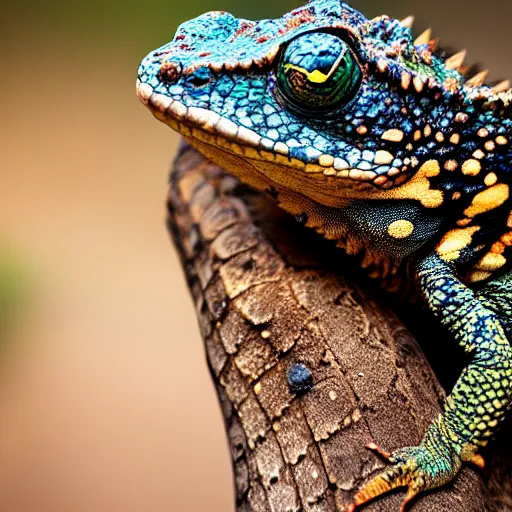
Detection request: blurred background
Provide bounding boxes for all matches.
[0,0,510,510]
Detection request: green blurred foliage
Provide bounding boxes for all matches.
[0,248,31,340]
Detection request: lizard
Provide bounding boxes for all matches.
[136,0,512,509]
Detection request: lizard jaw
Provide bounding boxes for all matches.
[136,80,399,190]
[137,80,444,212]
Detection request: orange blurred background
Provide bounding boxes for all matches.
[0,0,509,510]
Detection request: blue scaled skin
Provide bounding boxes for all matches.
[137,0,512,509]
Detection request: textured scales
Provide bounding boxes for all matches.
[137,1,512,510]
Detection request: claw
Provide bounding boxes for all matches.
[400,488,420,512]
[469,453,486,470]
[366,442,392,461]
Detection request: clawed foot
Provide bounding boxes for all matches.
[346,441,466,512]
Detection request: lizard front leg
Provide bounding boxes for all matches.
[348,254,512,511]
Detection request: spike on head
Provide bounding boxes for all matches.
[466,70,489,87]
[427,38,439,51]
[492,80,511,94]
[445,50,467,71]
[401,15,415,29]
[414,28,432,46]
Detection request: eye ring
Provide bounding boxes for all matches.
[275,31,363,116]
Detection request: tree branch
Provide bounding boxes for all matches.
[165,142,505,511]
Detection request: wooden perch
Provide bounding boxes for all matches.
[166,143,510,511]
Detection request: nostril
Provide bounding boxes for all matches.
[159,61,182,84]
[187,67,211,88]
[188,76,210,87]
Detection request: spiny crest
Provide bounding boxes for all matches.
[402,16,511,98]
[492,80,511,94]
[487,88,512,114]
[364,14,509,100]
[363,15,462,96]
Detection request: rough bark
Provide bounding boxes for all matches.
[166,143,510,511]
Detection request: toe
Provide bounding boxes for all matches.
[399,488,420,512]
[468,453,485,470]
[350,462,413,509]
[366,442,392,461]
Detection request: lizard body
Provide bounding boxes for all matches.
[137,1,512,509]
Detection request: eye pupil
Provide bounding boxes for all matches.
[277,32,362,114]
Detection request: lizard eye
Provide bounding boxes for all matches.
[276,32,362,114]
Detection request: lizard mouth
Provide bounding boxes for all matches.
[137,80,403,190]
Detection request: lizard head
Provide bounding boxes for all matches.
[137,0,511,268]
